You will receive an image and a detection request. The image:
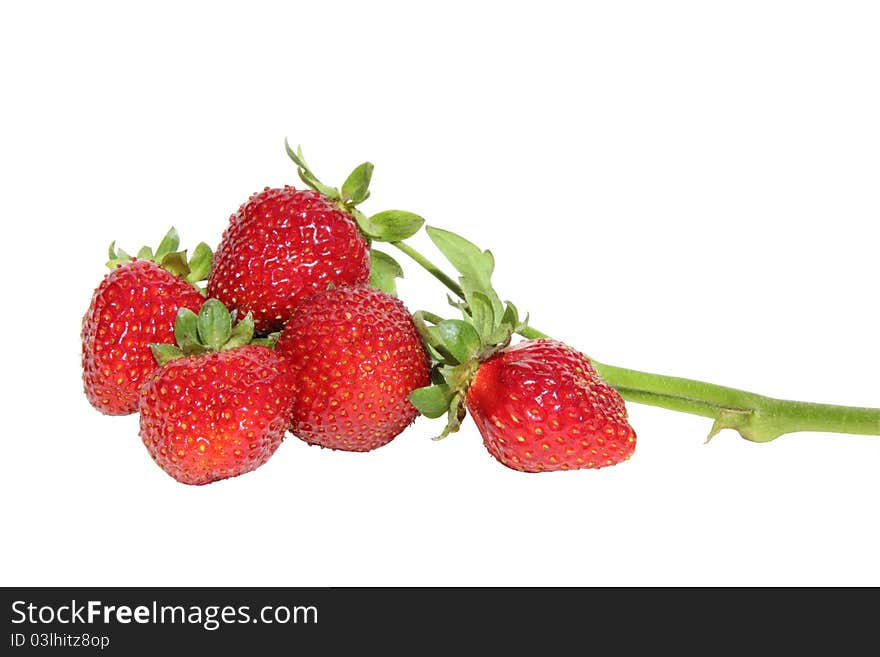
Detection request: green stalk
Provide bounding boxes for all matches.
[391,242,464,299]
[395,242,880,442]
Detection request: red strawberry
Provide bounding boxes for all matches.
[207,186,370,334]
[139,300,293,485]
[81,230,211,415]
[275,285,430,452]
[466,340,636,472]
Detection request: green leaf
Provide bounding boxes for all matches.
[425,226,504,326]
[105,242,132,270]
[468,291,495,343]
[488,322,514,346]
[137,246,153,260]
[284,140,339,199]
[251,331,281,349]
[154,227,180,262]
[341,162,374,206]
[150,343,184,366]
[223,312,255,351]
[369,249,404,295]
[360,210,425,242]
[409,384,454,419]
[186,242,213,283]
[434,393,467,440]
[160,251,191,279]
[197,299,232,351]
[174,307,200,349]
[501,301,519,329]
[436,319,480,364]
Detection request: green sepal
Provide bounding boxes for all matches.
[197,299,233,351]
[105,242,132,269]
[159,251,191,278]
[369,249,404,296]
[436,320,481,364]
[186,242,213,284]
[357,210,425,242]
[409,384,454,419]
[103,229,212,285]
[501,301,519,329]
[425,226,504,327]
[341,162,374,206]
[150,343,185,366]
[468,291,495,344]
[153,227,181,262]
[251,331,281,349]
[284,140,340,200]
[434,394,467,440]
[222,312,255,351]
[173,307,200,350]
[487,323,514,347]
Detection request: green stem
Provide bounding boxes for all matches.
[391,241,465,299]
[396,241,880,442]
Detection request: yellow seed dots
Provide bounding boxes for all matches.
[515,435,526,443]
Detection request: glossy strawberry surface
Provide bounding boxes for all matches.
[276,285,430,451]
[466,339,636,472]
[207,186,370,334]
[81,259,205,415]
[138,345,293,485]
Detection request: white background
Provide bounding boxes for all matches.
[2,1,879,586]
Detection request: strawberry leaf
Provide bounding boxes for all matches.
[197,299,232,351]
[150,343,184,366]
[284,140,340,200]
[358,210,425,242]
[154,227,181,262]
[159,251,191,279]
[174,307,200,350]
[468,291,495,344]
[186,242,213,284]
[369,250,404,295]
[223,312,255,351]
[409,384,454,419]
[341,162,374,206]
[436,319,481,364]
[425,226,504,331]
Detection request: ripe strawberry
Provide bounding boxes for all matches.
[275,285,430,452]
[81,230,211,415]
[466,340,636,472]
[139,300,293,485]
[207,186,370,334]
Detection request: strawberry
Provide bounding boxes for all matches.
[275,285,430,452]
[207,143,428,334]
[406,227,636,472]
[81,229,211,415]
[466,340,636,472]
[139,300,293,485]
[206,186,370,334]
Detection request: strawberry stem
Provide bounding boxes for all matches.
[395,241,880,442]
[390,241,465,299]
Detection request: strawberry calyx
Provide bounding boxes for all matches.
[407,228,531,439]
[149,299,279,366]
[107,227,213,287]
[283,139,426,297]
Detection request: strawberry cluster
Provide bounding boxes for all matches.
[81,144,636,485]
